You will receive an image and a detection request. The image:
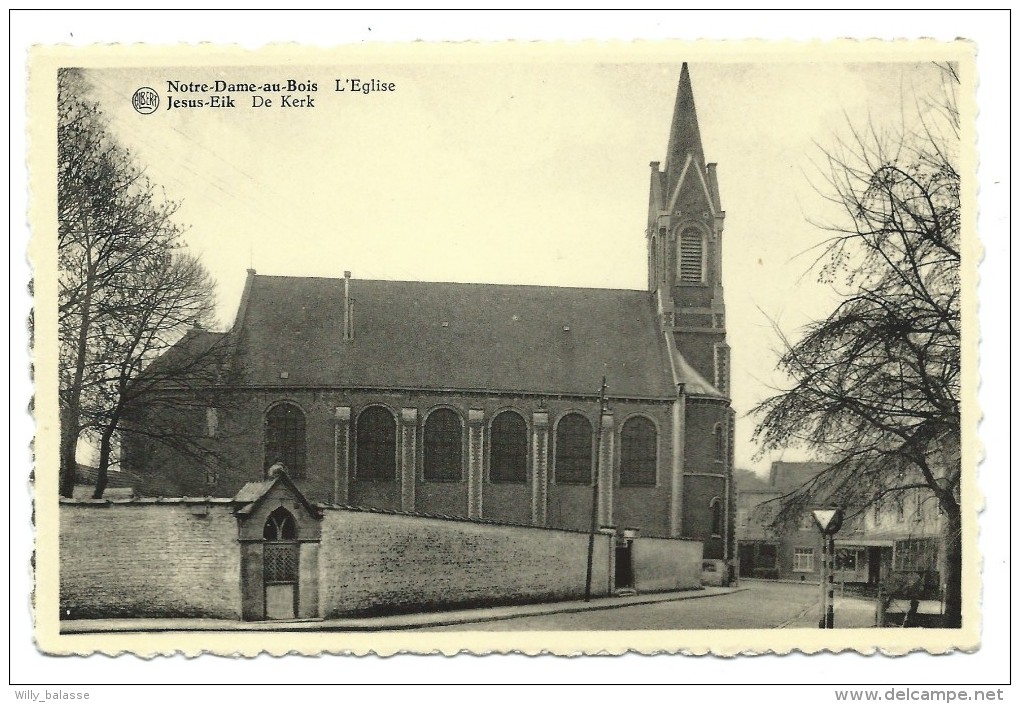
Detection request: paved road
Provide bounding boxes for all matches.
[414,580,878,631]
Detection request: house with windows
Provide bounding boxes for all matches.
[736,462,836,582]
[122,64,736,560]
[834,435,957,599]
[734,468,783,579]
[737,454,952,598]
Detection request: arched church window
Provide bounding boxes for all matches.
[490,411,528,483]
[713,422,725,463]
[620,416,657,486]
[356,406,397,481]
[263,507,297,541]
[555,413,593,485]
[650,235,658,283]
[265,403,306,477]
[710,497,723,537]
[678,226,705,283]
[424,408,463,481]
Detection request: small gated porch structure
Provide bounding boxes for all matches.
[235,468,323,620]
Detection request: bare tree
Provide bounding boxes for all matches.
[58,68,221,498]
[85,253,228,497]
[752,64,963,627]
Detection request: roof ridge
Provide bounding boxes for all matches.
[252,274,650,294]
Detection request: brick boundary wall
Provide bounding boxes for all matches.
[632,536,703,593]
[59,500,703,620]
[59,500,242,619]
[317,508,616,618]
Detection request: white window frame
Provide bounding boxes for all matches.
[206,407,218,438]
[793,547,815,573]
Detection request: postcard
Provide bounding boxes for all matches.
[28,39,980,658]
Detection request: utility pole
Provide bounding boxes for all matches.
[826,533,836,628]
[584,376,608,602]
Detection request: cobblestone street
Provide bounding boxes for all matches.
[413,580,880,631]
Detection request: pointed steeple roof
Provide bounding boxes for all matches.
[664,63,706,193]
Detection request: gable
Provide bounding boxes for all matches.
[234,472,322,541]
[668,156,716,218]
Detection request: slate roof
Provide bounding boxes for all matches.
[766,461,868,510]
[733,468,773,493]
[664,63,706,194]
[233,469,322,518]
[233,478,277,505]
[74,463,139,489]
[674,350,723,397]
[230,274,694,399]
[140,328,230,384]
[769,461,830,491]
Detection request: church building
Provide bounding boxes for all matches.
[124,64,736,560]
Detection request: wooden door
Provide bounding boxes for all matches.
[615,540,634,590]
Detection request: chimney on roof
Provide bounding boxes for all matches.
[343,270,354,341]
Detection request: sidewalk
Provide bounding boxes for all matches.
[60,586,744,634]
[776,594,943,629]
[777,594,882,629]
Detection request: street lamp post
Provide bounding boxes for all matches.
[812,508,844,629]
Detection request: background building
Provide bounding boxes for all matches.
[736,461,835,581]
[835,433,958,600]
[737,457,951,599]
[734,468,782,580]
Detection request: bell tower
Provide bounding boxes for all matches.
[646,63,729,395]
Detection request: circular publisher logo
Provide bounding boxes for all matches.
[131,87,159,114]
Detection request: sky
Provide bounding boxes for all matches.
[11,9,1009,692]
[77,55,959,476]
[75,54,958,473]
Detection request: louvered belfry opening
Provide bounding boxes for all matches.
[678,226,704,283]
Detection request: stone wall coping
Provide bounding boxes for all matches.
[317,501,611,536]
[636,534,704,543]
[61,496,616,536]
[59,497,702,542]
[59,497,237,505]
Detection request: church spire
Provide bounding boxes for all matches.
[645,63,729,396]
[664,63,706,193]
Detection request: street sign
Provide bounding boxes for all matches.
[812,508,844,535]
